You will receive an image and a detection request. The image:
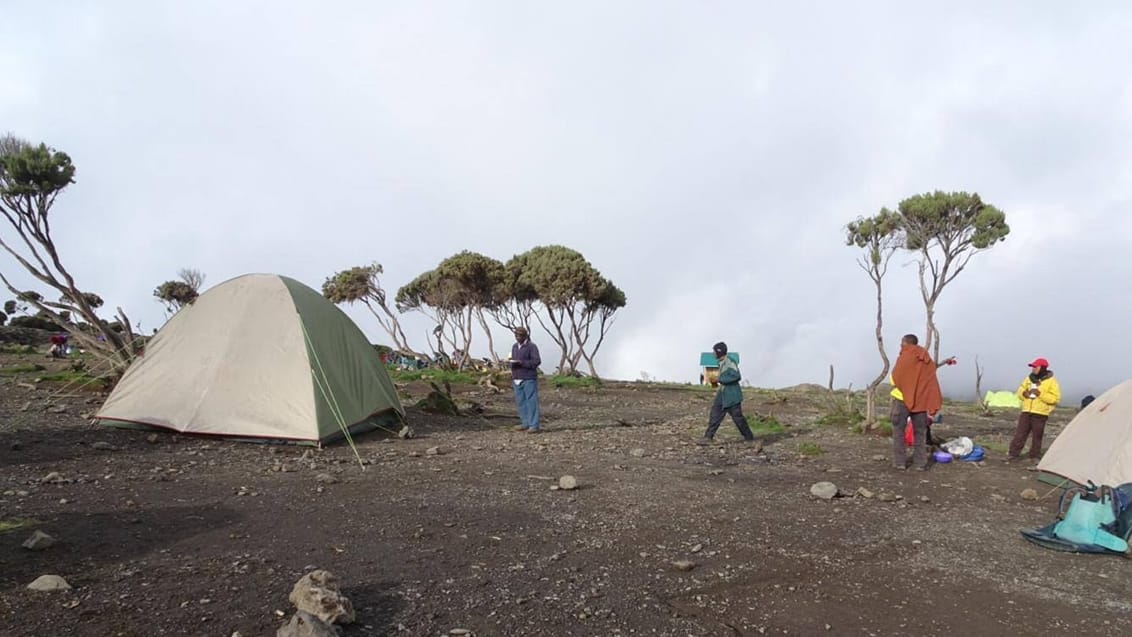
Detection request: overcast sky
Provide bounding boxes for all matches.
[3,2,1130,402]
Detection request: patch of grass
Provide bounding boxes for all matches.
[0,363,46,375]
[815,407,864,428]
[750,414,785,436]
[981,440,1009,455]
[0,344,37,354]
[548,375,602,389]
[388,369,480,385]
[851,420,895,436]
[798,441,825,457]
[0,517,39,533]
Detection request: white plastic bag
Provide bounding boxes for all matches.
[941,436,974,458]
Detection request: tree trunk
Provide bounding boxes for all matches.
[865,388,877,431]
[923,299,940,363]
[474,309,500,364]
[865,274,891,430]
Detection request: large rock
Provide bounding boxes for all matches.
[276,611,342,637]
[558,475,578,490]
[27,575,71,591]
[288,570,354,625]
[810,481,839,500]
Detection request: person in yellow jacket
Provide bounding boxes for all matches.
[1007,357,1061,463]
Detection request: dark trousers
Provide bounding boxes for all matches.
[891,399,928,469]
[1009,412,1048,459]
[704,394,754,440]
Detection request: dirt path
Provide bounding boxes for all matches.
[1,365,1128,636]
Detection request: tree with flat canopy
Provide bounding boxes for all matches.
[510,245,626,378]
[322,262,419,355]
[845,207,902,429]
[898,190,1009,362]
[0,133,137,369]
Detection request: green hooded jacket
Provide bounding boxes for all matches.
[717,356,743,408]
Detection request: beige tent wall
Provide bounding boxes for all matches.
[97,274,319,440]
[1037,379,1132,486]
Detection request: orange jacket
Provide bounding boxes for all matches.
[891,343,943,414]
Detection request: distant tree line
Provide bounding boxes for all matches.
[323,246,627,378]
[1,133,628,378]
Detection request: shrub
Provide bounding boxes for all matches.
[548,374,601,389]
[10,315,59,331]
[798,441,825,457]
[750,414,785,436]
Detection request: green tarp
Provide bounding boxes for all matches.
[984,390,1022,409]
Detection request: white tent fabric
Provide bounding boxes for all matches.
[96,273,402,443]
[1037,379,1132,486]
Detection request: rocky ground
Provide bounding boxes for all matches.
[1,351,1130,636]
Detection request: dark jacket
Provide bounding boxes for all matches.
[511,340,541,381]
[717,356,744,408]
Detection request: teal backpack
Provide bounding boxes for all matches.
[1021,481,1132,554]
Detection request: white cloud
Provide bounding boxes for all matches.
[1,1,1130,404]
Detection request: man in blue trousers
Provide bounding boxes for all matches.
[510,326,542,434]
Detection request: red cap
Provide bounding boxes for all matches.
[1028,357,1049,368]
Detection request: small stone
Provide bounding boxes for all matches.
[629,448,646,458]
[19,401,31,412]
[27,574,71,591]
[919,496,930,503]
[1021,488,1039,501]
[991,493,1007,502]
[41,471,66,484]
[855,487,874,499]
[426,446,441,456]
[398,425,414,439]
[558,475,578,490]
[22,530,56,551]
[549,485,559,491]
[690,543,703,553]
[92,442,116,451]
[46,404,68,414]
[871,454,886,462]
[672,560,696,572]
[877,493,897,503]
[810,481,838,500]
[146,434,159,444]
[709,469,724,476]
[449,630,471,636]
[315,473,340,485]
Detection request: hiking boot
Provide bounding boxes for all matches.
[695,437,712,446]
[513,425,528,432]
[743,439,763,453]
[525,428,541,434]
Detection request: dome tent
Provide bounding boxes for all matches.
[1036,379,1132,487]
[96,273,403,445]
